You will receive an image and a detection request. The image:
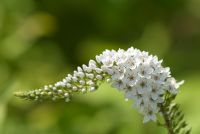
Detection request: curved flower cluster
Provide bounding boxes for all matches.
[96,47,183,123]
[15,60,107,102]
[15,47,184,123]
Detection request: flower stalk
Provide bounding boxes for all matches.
[158,92,191,134]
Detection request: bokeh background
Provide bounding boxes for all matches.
[0,0,200,134]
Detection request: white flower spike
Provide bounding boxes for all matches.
[15,47,184,123]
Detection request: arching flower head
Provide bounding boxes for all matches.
[15,47,184,123]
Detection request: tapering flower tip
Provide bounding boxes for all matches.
[14,91,40,101]
[14,91,27,98]
[96,47,184,123]
[15,55,107,102]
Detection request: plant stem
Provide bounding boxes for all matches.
[158,93,191,134]
[160,104,174,134]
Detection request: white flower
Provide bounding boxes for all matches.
[44,85,49,91]
[112,79,125,91]
[64,93,69,97]
[123,56,137,69]
[135,78,151,94]
[81,88,87,93]
[66,83,71,88]
[18,47,184,124]
[86,73,94,79]
[115,49,128,65]
[123,68,138,86]
[95,68,102,74]
[133,93,148,113]
[77,66,83,72]
[72,86,78,91]
[87,80,95,86]
[124,86,136,99]
[58,90,63,94]
[143,110,157,123]
[77,72,85,78]
[89,87,96,92]
[138,63,154,79]
[79,80,85,85]
[89,60,97,69]
[110,66,125,80]
[96,49,116,67]
[166,78,184,94]
[150,82,164,100]
[72,76,78,82]
[96,75,103,80]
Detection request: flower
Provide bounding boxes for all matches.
[96,47,184,123]
[112,79,125,91]
[142,105,157,123]
[15,47,184,123]
[122,68,138,86]
[150,82,164,100]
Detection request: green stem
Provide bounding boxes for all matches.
[160,104,175,134]
[158,93,191,134]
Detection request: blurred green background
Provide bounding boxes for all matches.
[0,0,200,134]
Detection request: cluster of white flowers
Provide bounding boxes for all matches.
[16,59,107,102]
[15,47,184,123]
[96,47,184,123]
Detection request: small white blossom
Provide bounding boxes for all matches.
[48,92,52,95]
[138,64,154,79]
[166,78,184,94]
[86,73,94,79]
[95,68,102,74]
[96,75,103,80]
[87,80,95,86]
[58,90,63,94]
[110,66,125,80]
[112,79,125,91]
[66,83,72,88]
[44,85,49,91]
[64,93,69,97]
[89,87,96,92]
[77,72,85,78]
[72,77,78,82]
[77,66,83,72]
[150,82,164,100]
[123,68,138,86]
[106,78,111,83]
[82,64,88,71]
[72,86,78,91]
[52,87,56,91]
[81,88,87,93]
[143,107,157,123]
[79,80,85,85]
